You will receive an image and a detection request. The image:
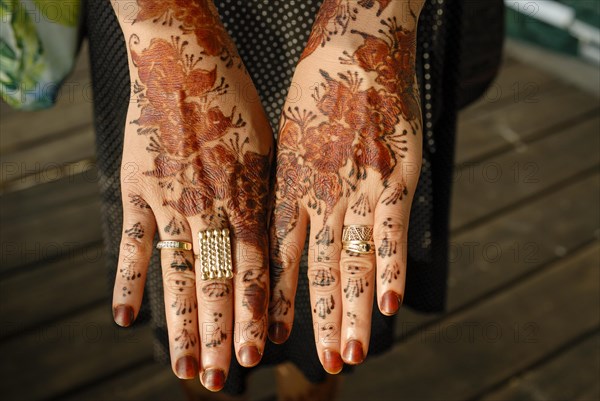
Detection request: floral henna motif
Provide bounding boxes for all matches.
[134,0,240,67]
[300,0,393,61]
[129,32,270,250]
[342,16,421,134]
[272,8,420,259]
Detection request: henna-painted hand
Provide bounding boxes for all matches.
[269,0,424,373]
[110,1,272,390]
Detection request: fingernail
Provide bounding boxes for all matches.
[202,368,225,392]
[323,349,343,374]
[113,304,134,327]
[268,322,289,344]
[381,291,402,315]
[342,340,364,365]
[175,355,198,379]
[238,344,261,367]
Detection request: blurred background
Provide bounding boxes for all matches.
[1,1,599,400]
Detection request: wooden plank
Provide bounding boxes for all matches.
[451,115,600,230]
[0,197,102,272]
[455,84,599,164]
[64,362,186,401]
[340,242,600,401]
[447,172,599,309]
[0,171,100,224]
[462,59,559,118]
[0,304,154,401]
[0,125,96,186]
[0,244,106,340]
[397,172,600,334]
[482,332,600,401]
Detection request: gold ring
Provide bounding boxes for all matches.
[342,225,375,255]
[342,225,374,242]
[156,240,193,251]
[198,228,233,280]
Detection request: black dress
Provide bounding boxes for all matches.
[84,0,503,395]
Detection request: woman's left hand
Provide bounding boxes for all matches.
[268,0,425,373]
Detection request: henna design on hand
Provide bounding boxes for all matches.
[175,328,198,350]
[350,193,372,216]
[343,276,367,301]
[163,217,186,236]
[134,0,240,67]
[243,317,266,341]
[241,269,268,320]
[269,289,292,317]
[273,5,420,272]
[377,237,398,258]
[170,250,194,271]
[130,33,270,248]
[321,322,339,343]
[120,243,143,282]
[125,222,145,239]
[120,261,142,282]
[300,0,393,61]
[121,286,132,298]
[311,267,337,287]
[346,311,357,326]
[205,312,228,347]
[129,194,151,209]
[380,261,400,284]
[314,295,336,319]
[202,282,231,299]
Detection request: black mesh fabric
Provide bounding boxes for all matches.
[85,0,466,395]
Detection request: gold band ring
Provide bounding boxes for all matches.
[342,225,374,242]
[156,240,193,251]
[197,228,234,280]
[342,225,375,255]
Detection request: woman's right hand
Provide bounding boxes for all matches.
[110,0,273,391]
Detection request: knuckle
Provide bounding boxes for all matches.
[120,239,150,261]
[307,265,341,289]
[198,281,232,302]
[373,218,406,241]
[163,269,196,296]
[340,259,374,277]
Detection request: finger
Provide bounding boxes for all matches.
[307,209,344,374]
[231,221,269,368]
[190,221,233,392]
[339,199,377,366]
[374,159,421,316]
[157,215,200,380]
[113,193,156,327]
[268,196,309,344]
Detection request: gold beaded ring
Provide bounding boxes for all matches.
[197,228,234,281]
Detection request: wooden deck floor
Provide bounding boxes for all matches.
[1,44,599,401]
